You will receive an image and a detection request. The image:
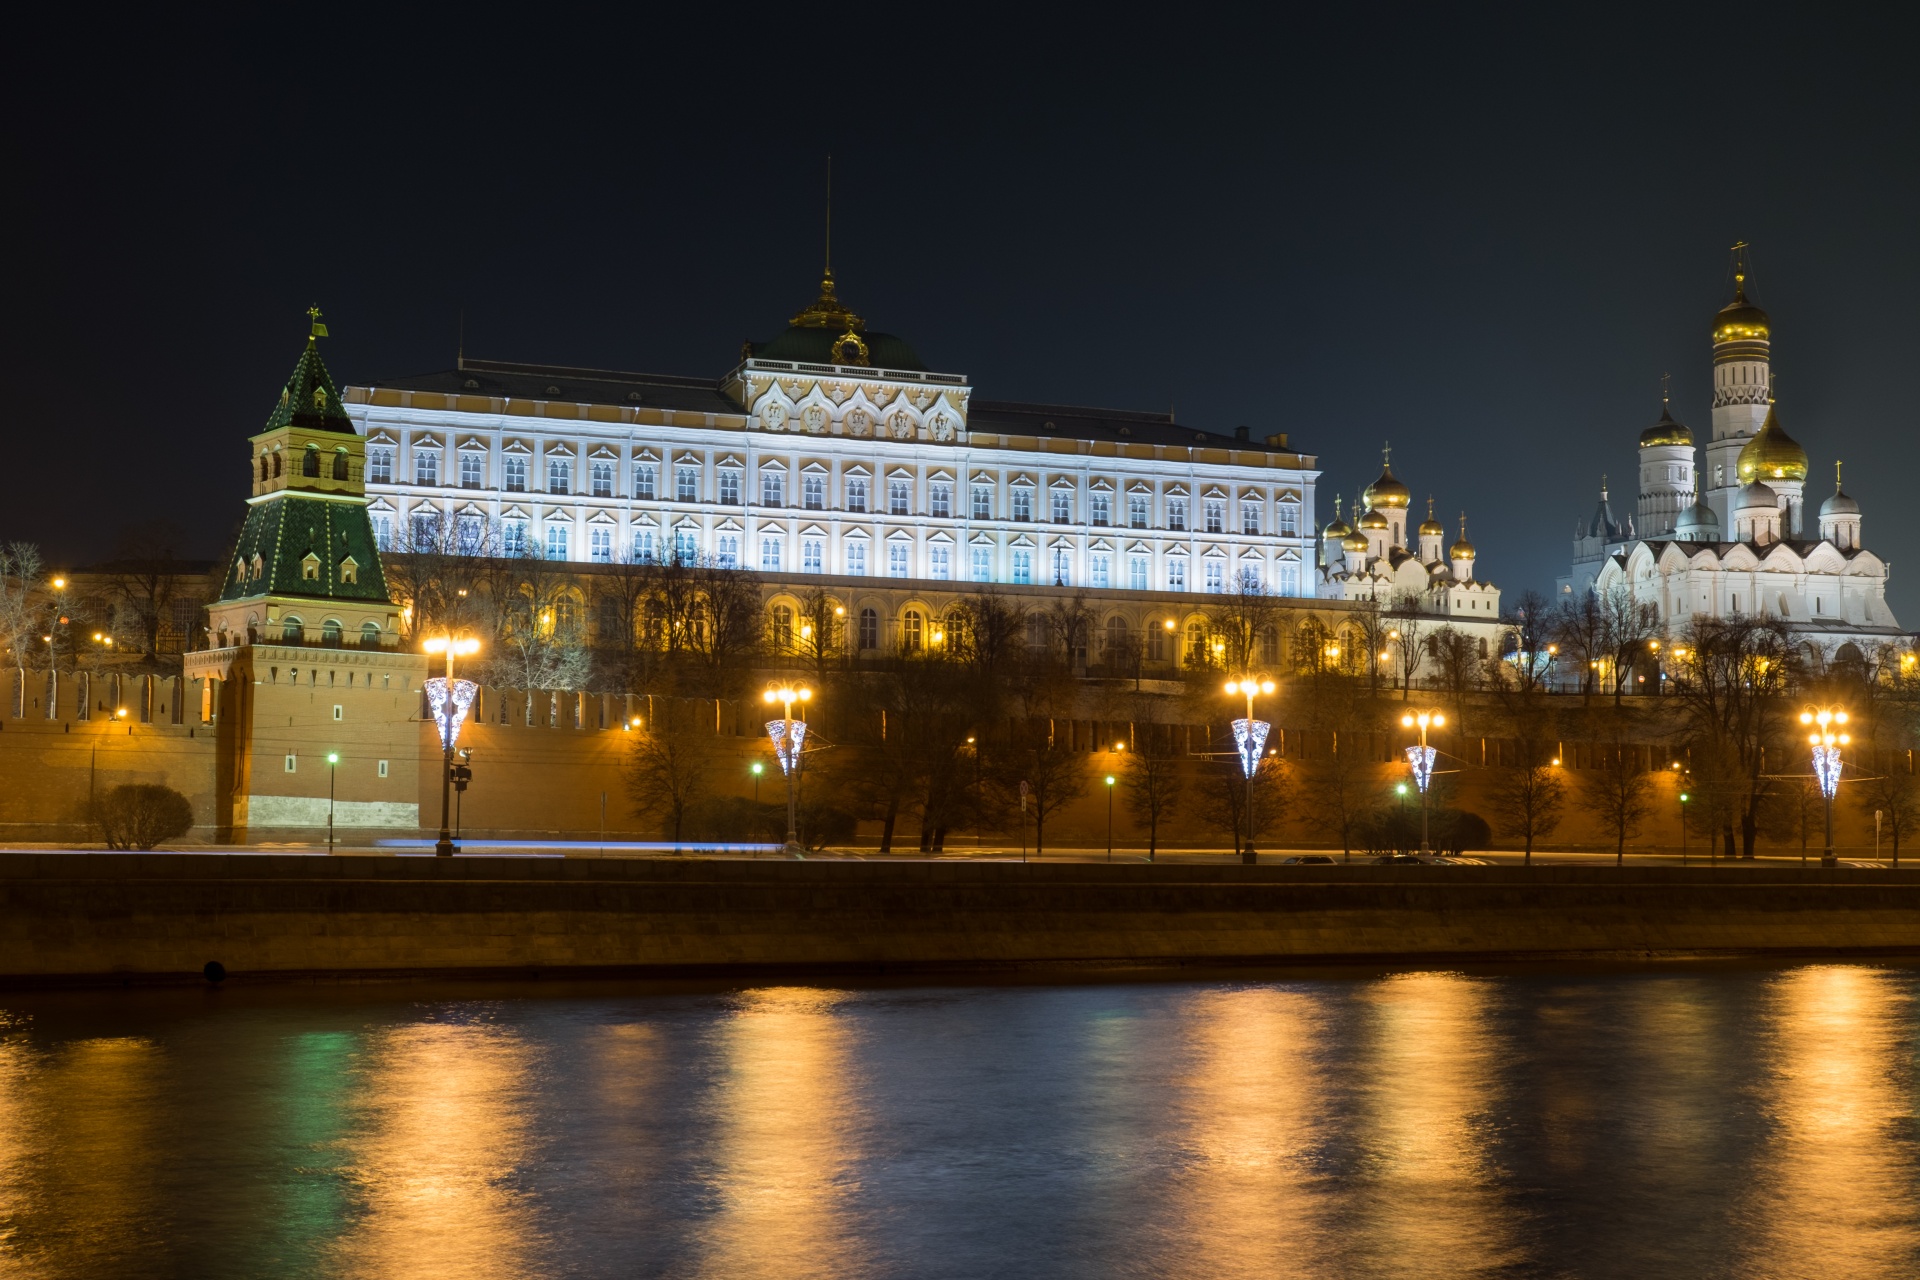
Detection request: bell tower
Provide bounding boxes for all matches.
[1705,243,1772,531]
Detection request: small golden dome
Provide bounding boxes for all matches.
[1417,498,1444,538]
[1712,278,1770,346]
[1342,531,1370,553]
[1322,494,1353,539]
[1449,516,1476,559]
[1736,403,1807,483]
[1639,404,1693,448]
[1357,507,1389,530]
[1364,461,1411,510]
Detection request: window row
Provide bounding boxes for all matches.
[364,448,1300,532]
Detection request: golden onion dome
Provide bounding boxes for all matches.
[1712,277,1770,345]
[1322,494,1353,539]
[1449,516,1476,560]
[1357,507,1389,530]
[1417,499,1445,538]
[1342,531,1370,553]
[1639,404,1693,448]
[1363,460,1411,510]
[1736,403,1807,483]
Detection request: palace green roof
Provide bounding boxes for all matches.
[264,338,356,434]
[218,494,390,604]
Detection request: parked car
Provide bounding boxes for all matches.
[1370,853,1424,865]
[1281,855,1338,865]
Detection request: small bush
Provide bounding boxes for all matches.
[91,784,194,851]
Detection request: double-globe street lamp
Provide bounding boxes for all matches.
[1802,705,1850,868]
[764,682,812,856]
[423,633,481,856]
[1223,675,1276,864]
[1401,708,1444,855]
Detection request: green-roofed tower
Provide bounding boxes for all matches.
[207,310,403,650]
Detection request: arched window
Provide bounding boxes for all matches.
[858,607,878,651]
[259,455,270,482]
[302,446,321,477]
[770,603,794,650]
[272,453,282,478]
[282,616,304,644]
[360,621,382,648]
[902,609,923,652]
[333,450,350,480]
[1104,615,1127,657]
[321,619,343,645]
[1187,621,1207,666]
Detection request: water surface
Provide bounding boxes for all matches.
[1,964,1916,1279]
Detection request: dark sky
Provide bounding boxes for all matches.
[6,7,1917,620]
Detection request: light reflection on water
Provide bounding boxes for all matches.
[0,965,1915,1279]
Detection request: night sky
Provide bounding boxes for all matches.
[6,8,1916,620]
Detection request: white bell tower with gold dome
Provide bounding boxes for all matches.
[1705,243,1772,530]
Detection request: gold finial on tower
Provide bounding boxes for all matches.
[1661,371,1671,405]
[1730,240,1751,298]
[1601,472,1608,498]
[1427,496,1435,519]
[307,305,328,340]
[1836,460,1844,492]
[1382,441,1392,466]
[824,153,833,280]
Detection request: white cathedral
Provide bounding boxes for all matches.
[1559,254,1902,656]
[1316,452,1502,620]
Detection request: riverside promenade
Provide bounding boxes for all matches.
[6,852,1920,984]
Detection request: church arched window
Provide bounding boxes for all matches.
[333,450,350,480]
[302,446,321,477]
[259,454,270,482]
[272,453,282,478]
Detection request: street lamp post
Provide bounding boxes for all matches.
[326,752,339,853]
[423,633,480,856]
[1105,772,1116,861]
[1401,709,1444,855]
[763,682,812,856]
[751,760,763,804]
[1802,706,1850,868]
[1679,788,1689,865]
[1223,675,1276,864]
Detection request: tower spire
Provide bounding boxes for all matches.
[1836,459,1844,492]
[1661,371,1671,406]
[824,154,833,280]
[1730,240,1752,301]
[307,305,327,340]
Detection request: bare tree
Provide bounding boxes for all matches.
[1599,584,1664,704]
[1427,626,1484,735]
[1385,598,1427,700]
[1121,723,1186,858]
[97,520,198,666]
[1579,716,1655,865]
[1486,670,1565,865]
[992,719,1089,856]
[1194,756,1288,856]
[384,509,498,643]
[625,697,715,847]
[477,547,593,718]
[1669,615,1796,858]
[1550,592,1608,704]
[0,542,45,710]
[1855,764,1920,866]
[1206,580,1284,675]
[795,588,845,679]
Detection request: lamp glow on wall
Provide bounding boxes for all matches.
[1223,675,1275,863]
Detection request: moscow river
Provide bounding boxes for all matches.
[1,964,1917,1279]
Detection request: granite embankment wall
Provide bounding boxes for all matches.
[6,854,1920,983]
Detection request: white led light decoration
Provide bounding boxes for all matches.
[425,676,478,751]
